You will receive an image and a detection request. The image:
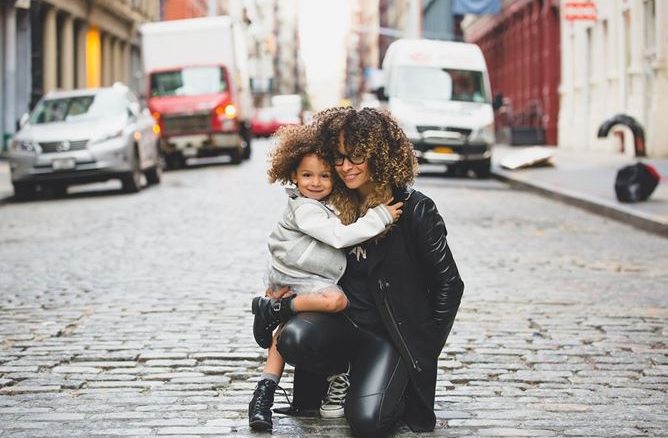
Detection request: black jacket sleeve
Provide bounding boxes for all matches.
[409,195,464,343]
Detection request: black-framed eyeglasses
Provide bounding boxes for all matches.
[334,151,366,166]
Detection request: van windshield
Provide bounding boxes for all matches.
[150,66,228,97]
[392,66,487,103]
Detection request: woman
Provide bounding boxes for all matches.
[274,107,464,436]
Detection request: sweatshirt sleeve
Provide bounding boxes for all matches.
[294,203,393,249]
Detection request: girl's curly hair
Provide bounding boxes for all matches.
[311,107,418,224]
[267,124,328,185]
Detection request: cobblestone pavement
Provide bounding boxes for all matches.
[0,140,666,437]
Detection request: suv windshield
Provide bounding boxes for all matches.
[150,67,228,97]
[392,66,487,103]
[30,90,127,124]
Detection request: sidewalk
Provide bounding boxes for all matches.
[491,144,668,237]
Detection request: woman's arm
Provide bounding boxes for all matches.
[293,202,393,249]
[409,196,464,341]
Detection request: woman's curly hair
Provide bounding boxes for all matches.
[311,107,418,224]
[267,124,328,185]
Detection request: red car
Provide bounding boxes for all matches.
[251,107,301,137]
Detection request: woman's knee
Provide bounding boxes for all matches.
[346,397,398,438]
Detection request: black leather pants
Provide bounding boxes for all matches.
[277,312,410,437]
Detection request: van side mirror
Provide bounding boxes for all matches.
[375,86,388,102]
[19,113,29,129]
[492,93,503,111]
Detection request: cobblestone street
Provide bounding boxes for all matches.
[0,139,666,437]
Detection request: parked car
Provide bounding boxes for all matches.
[251,107,281,137]
[251,107,301,138]
[8,84,161,199]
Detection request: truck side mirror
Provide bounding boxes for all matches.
[375,87,388,102]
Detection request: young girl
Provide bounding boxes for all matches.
[248,125,402,431]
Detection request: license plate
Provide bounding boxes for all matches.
[52,158,76,170]
[433,146,454,154]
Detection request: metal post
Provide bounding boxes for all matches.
[4,3,17,149]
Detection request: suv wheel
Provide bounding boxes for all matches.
[145,164,162,185]
[121,151,142,193]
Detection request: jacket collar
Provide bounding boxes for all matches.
[392,186,413,202]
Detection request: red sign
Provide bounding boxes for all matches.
[564,1,597,21]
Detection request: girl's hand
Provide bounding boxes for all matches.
[266,285,293,299]
[384,198,404,222]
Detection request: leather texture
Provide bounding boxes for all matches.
[277,188,464,434]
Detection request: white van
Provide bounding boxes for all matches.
[380,39,495,177]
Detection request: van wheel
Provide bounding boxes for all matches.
[472,159,491,179]
[13,182,35,201]
[51,184,68,198]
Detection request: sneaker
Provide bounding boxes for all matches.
[319,371,350,418]
[248,378,277,431]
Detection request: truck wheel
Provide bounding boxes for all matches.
[165,152,186,170]
[242,123,253,160]
[229,147,242,165]
[13,182,35,201]
[472,158,491,179]
[243,141,252,160]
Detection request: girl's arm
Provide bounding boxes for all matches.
[293,202,393,249]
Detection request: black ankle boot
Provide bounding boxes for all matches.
[251,295,296,349]
[248,378,278,431]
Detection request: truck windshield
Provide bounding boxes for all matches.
[29,90,127,124]
[393,66,487,103]
[150,67,228,97]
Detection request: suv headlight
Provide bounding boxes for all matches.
[469,123,495,145]
[10,139,41,153]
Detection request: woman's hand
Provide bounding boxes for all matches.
[265,285,293,299]
[384,198,404,222]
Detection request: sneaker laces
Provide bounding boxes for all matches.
[322,372,350,406]
[276,384,292,406]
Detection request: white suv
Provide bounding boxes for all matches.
[9,84,161,199]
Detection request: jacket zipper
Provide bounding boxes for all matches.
[381,285,421,372]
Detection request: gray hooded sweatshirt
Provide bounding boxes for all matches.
[268,189,393,283]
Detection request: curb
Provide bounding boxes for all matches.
[492,169,668,238]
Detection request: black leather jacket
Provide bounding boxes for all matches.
[286,187,464,432]
[367,187,464,431]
